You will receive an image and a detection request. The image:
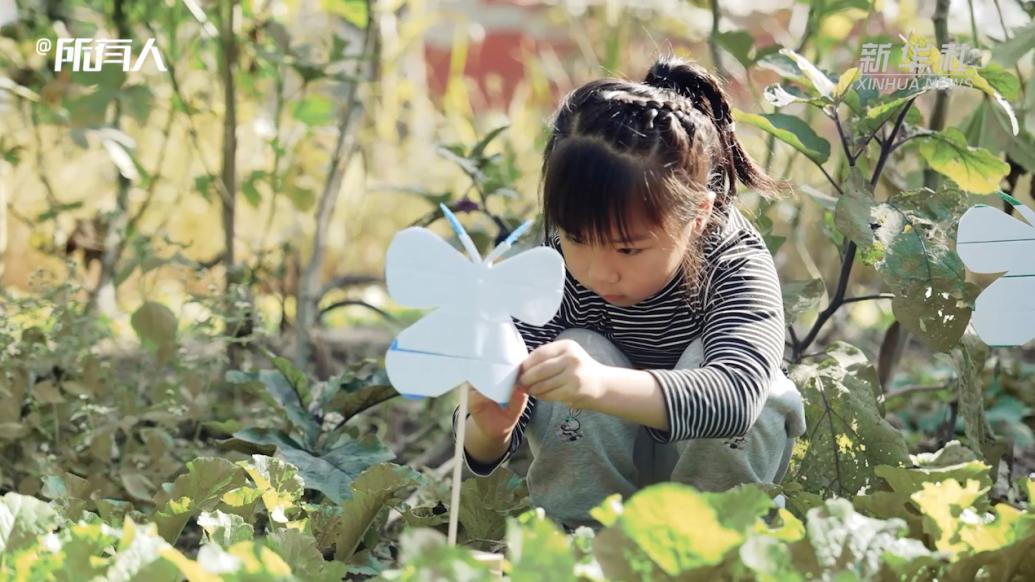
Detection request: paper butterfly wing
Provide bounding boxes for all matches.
[385,227,472,308]
[957,204,1035,346]
[386,308,527,402]
[484,247,565,326]
[957,205,1035,275]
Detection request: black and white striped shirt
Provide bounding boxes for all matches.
[452,206,786,475]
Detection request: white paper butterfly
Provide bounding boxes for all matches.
[384,206,565,404]
[956,194,1035,346]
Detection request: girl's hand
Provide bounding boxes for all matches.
[467,383,528,440]
[517,339,607,409]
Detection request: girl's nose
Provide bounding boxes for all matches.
[586,254,620,285]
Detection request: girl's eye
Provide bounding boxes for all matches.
[617,248,642,256]
[565,233,584,244]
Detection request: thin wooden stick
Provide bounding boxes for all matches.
[448,385,469,546]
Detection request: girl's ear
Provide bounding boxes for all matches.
[692,191,717,237]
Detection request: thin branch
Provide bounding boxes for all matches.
[878,383,950,405]
[319,299,397,323]
[842,293,895,304]
[793,98,916,360]
[832,108,855,166]
[319,274,383,298]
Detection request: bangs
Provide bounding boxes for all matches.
[542,137,665,245]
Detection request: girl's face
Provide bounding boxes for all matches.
[558,200,711,307]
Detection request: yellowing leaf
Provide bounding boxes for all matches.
[917,128,1010,194]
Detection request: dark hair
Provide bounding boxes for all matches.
[539,55,781,289]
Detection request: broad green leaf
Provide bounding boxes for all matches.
[0,492,62,554]
[950,503,1035,579]
[194,540,294,578]
[334,463,422,561]
[787,343,911,498]
[226,369,320,448]
[762,83,826,108]
[911,479,988,554]
[458,466,529,546]
[991,22,1035,65]
[917,128,1011,194]
[266,529,348,582]
[197,510,254,547]
[231,432,396,504]
[779,48,836,98]
[782,277,823,321]
[130,301,178,365]
[505,508,577,582]
[594,483,756,577]
[951,333,1010,472]
[804,498,940,580]
[389,527,496,581]
[241,455,304,525]
[715,31,755,68]
[836,181,976,351]
[153,458,248,543]
[270,356,312,409]
[732,110,831,164]
[853,452,993,540]
[107,519,184,582]
[979,64,1020,102]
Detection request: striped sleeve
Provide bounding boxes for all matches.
[643,242,785,443]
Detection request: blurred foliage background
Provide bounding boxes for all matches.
[4,0,1035,578]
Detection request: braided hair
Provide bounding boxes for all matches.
[539,55,779,294]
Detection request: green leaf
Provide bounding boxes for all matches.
[197,510,254,546]
[153,457,249,543]
[832,67,860,101]
[287,186,315,211]
[715,31,755,68]
[320,0,368,28]
[505,508,577,582]
[227,369,320,448]
[732,110,831,164]
[592,483,769,578]
[917,128,1011,194]
[292,95,334,126]
[787,343,911,498]
[130,301,178,365]
[0,492,62,554]
[804,498,941,580]
[991,22,1035,65]
[334,463,422,561]
[836,180,976,351]
[241,455,305,525]
[458,466,529,546]
[782,279,826,323]
[978,64,1020,102]
[778,48,836,98]
[469,125,509,160]
[266,529,348,582]
[271,356,312,410]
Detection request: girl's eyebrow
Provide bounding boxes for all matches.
[609,234,650,244]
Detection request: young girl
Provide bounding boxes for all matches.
[452,55,806,533]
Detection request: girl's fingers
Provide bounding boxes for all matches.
[519,356,566,388]
[526,374,567,398]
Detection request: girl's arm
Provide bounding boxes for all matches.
[640,242,785,443]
